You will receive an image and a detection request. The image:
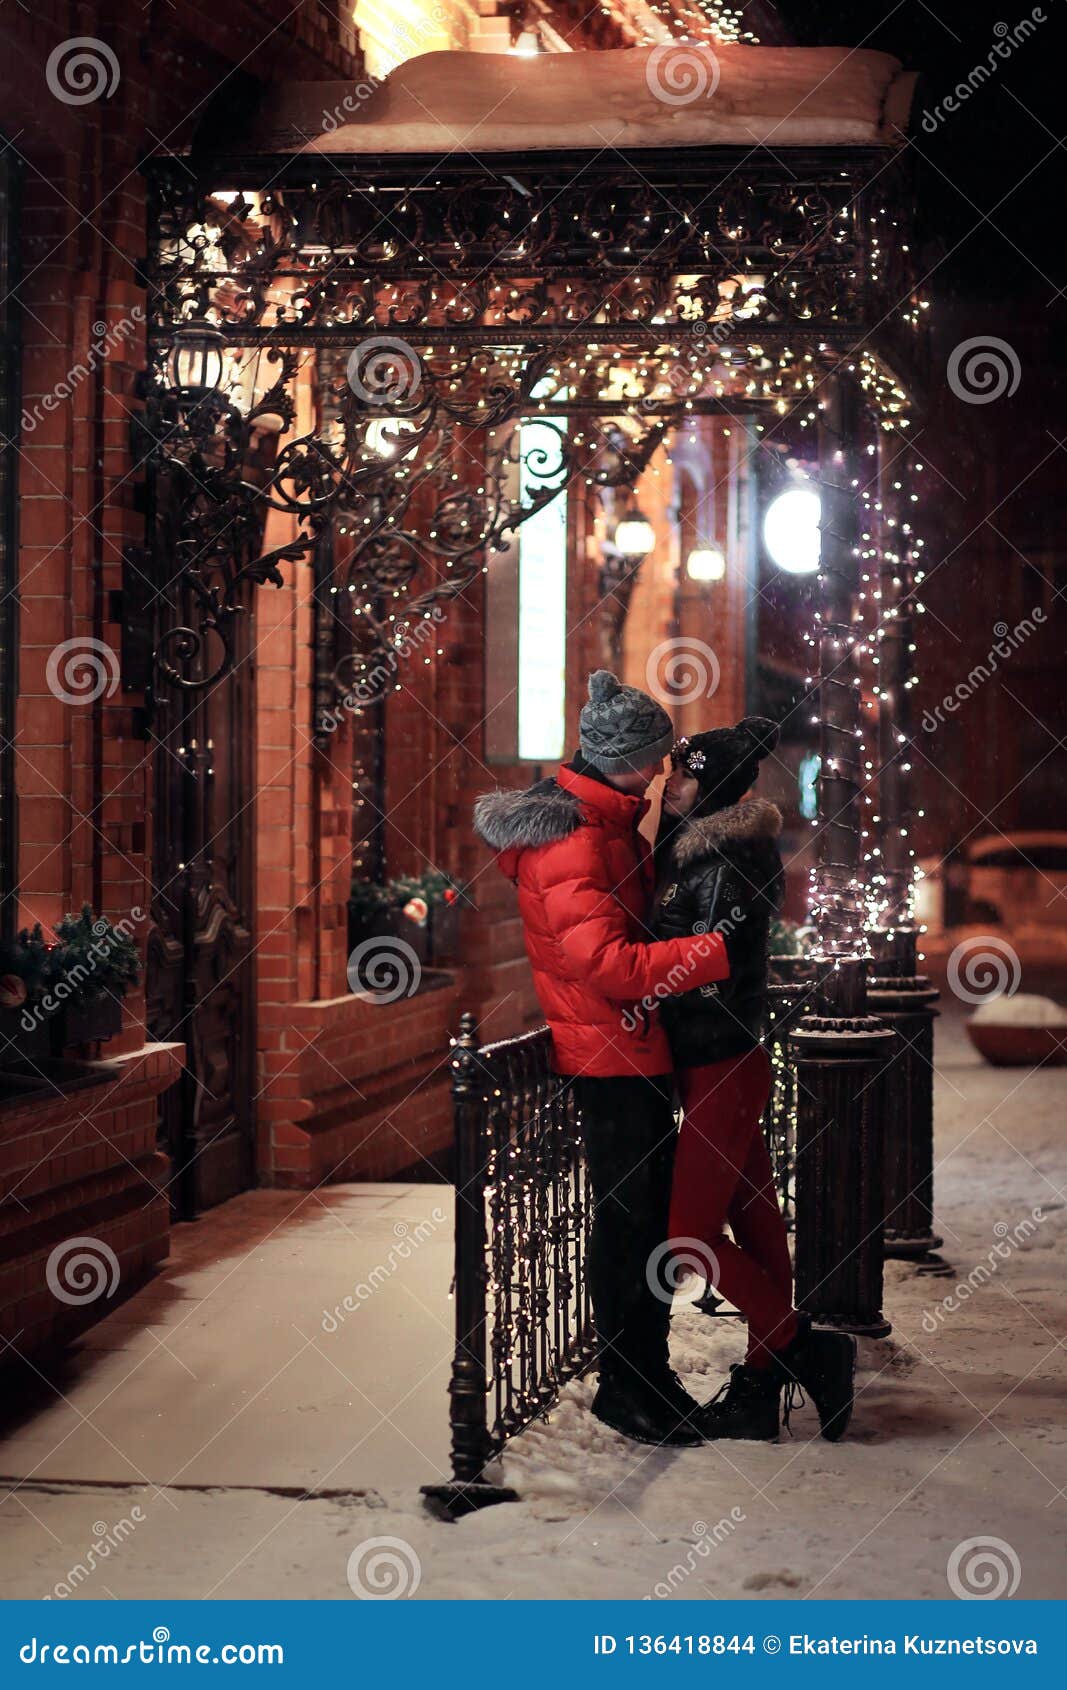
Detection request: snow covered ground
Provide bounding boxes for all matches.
[1,1006,1064,1601]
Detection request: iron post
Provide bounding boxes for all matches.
[869,435,942,1260]
[791,372,894,1337]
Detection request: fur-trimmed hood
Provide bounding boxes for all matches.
[473,781,582,852]
[669,797,782,870]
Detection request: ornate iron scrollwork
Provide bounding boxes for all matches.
[145,150,883,339]
[141,147,919,725]
[138,347,325,702]
[319,346,678,725]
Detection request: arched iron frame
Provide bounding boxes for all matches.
[141,139,937,1322]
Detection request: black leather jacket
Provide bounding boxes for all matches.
[652,798,784,1067]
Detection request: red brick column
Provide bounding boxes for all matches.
[1,0,367,1344]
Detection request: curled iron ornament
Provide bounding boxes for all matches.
[143,346,358,699]
[329,354,678,707]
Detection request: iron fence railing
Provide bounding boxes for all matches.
[422,1013,596,1516]
[425,970,820,1514]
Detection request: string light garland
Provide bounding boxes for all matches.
[869,419,927,969]
[795,353,927,978]
[634,1,759,45]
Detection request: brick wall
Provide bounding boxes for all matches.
[0,1044,182,1352]
[0,1,363,1351]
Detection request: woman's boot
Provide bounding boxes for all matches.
[695,1363,782,1441]
[772,1317,856,1441]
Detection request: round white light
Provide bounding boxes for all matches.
[763,485,821,575]
[686,545,726,583]
[614,515,656,559]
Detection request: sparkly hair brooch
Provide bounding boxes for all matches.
[671,737,706,774]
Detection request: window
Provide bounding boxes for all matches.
[485,415,569,764]
[516,418,568,762]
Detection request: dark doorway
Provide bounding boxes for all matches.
[145,576,258,1220]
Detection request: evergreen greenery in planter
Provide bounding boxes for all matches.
[0,906,140,1059]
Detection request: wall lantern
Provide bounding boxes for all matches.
[168,320,225,396]
[613,508,656,561]
[685,544,726,582]
[763,483,821,575]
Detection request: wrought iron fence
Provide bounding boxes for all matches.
[424,974,819,1514]
[422,1012,596,1517]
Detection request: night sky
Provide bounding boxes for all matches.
[759,0,1065,841]
[773,0,1064,306]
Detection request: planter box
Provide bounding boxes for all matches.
[347,897,464,984]
[430,902,461,965]
[1,993,124,1068]
[966,1021,1067,1067]
[347,903,430,986]
[53,993,124,1053]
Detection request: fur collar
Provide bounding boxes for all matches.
[473,782,582,851]
[670,798,782,869]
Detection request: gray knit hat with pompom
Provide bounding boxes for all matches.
[578,670,674,775]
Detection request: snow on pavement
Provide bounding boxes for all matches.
[1,1008,1064,1600]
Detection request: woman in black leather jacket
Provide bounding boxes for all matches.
[653,718,856,1444]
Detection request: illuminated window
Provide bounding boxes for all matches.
[517,418,568,762]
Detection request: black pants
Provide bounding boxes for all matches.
[572,1073,678,1391]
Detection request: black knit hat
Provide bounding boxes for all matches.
[671,716,780,810]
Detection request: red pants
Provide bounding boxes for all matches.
[669,1046,797,1368]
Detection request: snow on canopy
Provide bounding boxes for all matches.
[246,46,916,156]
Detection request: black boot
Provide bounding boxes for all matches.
[696,1363,782,1441]
[637,1367,706,1438]
[654,1369,703,1426]
[772,1317,856,1442]
[592,1372,704,1447]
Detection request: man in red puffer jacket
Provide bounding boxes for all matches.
[474,670,729,1447]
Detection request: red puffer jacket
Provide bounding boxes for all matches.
[473,764,729,1077]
